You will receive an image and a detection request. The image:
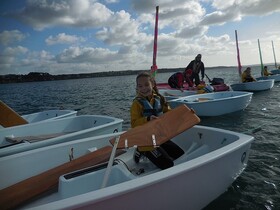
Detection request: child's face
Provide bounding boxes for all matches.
[136,76,153,97]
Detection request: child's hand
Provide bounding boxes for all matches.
[150,115,158,120]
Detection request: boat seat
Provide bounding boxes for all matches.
[175,144,209,164]
[58,163,135,199]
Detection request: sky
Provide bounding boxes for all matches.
[0,0,280,75]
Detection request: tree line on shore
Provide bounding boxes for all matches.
[0,68,185,84]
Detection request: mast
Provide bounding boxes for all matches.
[151,6,159,77]
[258,39,264,76]
[272,40,277,69]
[235,30,242,81]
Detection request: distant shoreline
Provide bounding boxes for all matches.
[0,65,245,84]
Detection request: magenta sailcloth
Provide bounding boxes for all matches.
[151,6,159,77]
[235,30,242,80]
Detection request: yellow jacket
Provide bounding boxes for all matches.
[241,71,256,82]
[130,93,171,128]
[264,69,272,76]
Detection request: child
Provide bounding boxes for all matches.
[263,66,273,76]
[130,72,184,170]
[242,67,256,82]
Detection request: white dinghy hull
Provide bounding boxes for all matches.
[0,115,123,157]
[256,74,280,82]
[0,132,125,190]
[169,91,253,116]
[158,89,197,100]
[230,79,274,91]
[3,125,254,210]
[22,109,77,123]
[270,69,280,75]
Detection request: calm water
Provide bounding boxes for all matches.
[1,67,280,209]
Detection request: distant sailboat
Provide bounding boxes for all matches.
[258,39,264,76]
[230,30,274,91]
[272,40,278,69]
[270,40,280,74]
[256,40,280,82]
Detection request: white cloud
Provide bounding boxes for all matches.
[3,46,28,55]
[96,10,147,46]
[6,0,113,30]
[0,30,27,45]
[105,0,119,3]
[46,33,86,45]
[1,0,280,75]
[55,46,118,64]
[212,0,280,16]
[201,10,241,26]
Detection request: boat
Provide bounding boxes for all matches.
[168,91,253,117]
[157,82,229,93]
[0,100,77,128]
[0,132,124,191]
[256,74,280,82]
[157,82,190,90]
[231,31,274,92]
[0,115,123,157]
[0,125,254,210]
[255,40,279,82]
[230,79,274,91]
[271,69,280,75]
[158,89,197,100]
[22,109,78,123]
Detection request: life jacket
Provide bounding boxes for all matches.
[136,95,163,117]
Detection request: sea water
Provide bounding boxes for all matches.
[1,66,279,209]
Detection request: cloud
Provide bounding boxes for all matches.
[212,0,280,16]
[5,0,113,30]
[1,0,280,75]
[0,30,27,45]
[46,33,86,45]
[96,10,148,46]
[175,26,208,38]
[0,46,29,73]
[105,0,119,3]
[55,46,118,64]
[3,46,28,55]
[209,0,280,24]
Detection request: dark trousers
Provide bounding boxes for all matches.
[144,141,184,170]
[191,73,200,86]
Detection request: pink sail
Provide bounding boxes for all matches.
[235,30,242,79]
[151,6,159,77]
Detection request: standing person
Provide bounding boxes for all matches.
[263,66,273,76]
[186,54,205,86]
[130,72,184,170]
[242,67,256,82]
